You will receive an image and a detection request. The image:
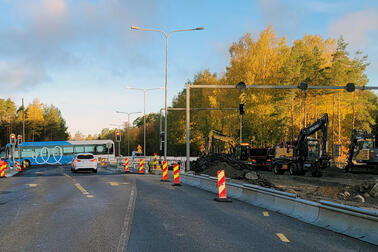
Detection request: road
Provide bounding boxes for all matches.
[0,165,376,252]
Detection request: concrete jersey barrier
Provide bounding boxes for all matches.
[180,173,378,245]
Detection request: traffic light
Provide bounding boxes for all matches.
[17,135,23,145]
[239,103,245,115]
[115,131,121,142]
[10,133,16,145]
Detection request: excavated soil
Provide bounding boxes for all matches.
[191,154,378,210]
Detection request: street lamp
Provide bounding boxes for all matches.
[125,87,163,156]
[131,25,204,160]
[115,111,141,156]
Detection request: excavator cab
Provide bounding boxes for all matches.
[306,138,320,162]
[235,143,250,161]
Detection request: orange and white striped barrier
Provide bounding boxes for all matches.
[101,158,105,167]
[172,164,181,186]
[0,161,7,177]
[16,161,21,172]
[214,169,231,202]
[124,158,129,172]
[161,161,168,182]
[139,159,144,174]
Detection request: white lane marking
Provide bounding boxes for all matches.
[276,233,290,242]
[116,187,136,252]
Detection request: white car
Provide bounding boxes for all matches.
[71,153,98,173]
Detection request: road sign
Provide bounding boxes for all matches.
[137,145,142,153]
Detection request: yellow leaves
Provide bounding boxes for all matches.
[26,99,44,123]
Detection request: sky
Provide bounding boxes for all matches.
[0,0,378,136]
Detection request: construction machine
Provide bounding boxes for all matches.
[345,129,378,172]
[204,130,249,161]
[271,113,330,177]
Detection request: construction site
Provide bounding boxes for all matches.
[190,113,378,210]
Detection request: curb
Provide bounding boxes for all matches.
[181,173,378,245]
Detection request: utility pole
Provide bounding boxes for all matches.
[22,98,25,140]
[332,94,335,161]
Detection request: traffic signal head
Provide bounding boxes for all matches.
[17,135,23,145]
[239,103,245,115]
[115,131,121,142]
[10,133,16,145]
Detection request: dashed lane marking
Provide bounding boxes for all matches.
[263,211,269,216]
[28,184,38,188]
[276,233,290,243]
[109,182,119,186]
[86,195,94,198]
[75,183,89,195]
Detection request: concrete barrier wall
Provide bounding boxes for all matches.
[181,173,378,245]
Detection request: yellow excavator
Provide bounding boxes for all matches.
[204,130,249,160]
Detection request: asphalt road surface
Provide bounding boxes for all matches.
[0,165,376,252]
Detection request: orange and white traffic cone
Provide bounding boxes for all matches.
[139,159,144,174]
[0,161,7,178]
[124,158,129,173]
[172,164,182,186]
[214,169,231,202]
[16,161,21,172]
[161,161,168,182]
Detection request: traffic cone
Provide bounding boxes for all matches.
[172,164,182,186]
[0,161,7,177]
[161,161,169,182]
[124,158,129,173]
[214,169,231,202]
[16,161,21,172]
[139,159,144,174]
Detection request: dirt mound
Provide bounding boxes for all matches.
[190,153,275,188]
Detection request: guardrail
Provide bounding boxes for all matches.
[181,173,378,245]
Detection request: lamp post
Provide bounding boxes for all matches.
[115,111,141,156]
[131,25,204,160]
[125,87,163,156]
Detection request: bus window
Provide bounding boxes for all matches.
[74,146,84,153]
[63,146,74,155]
[21,148,34,158]
[84,145,95,153]
[34,148,42,157]
[96,145,105,154]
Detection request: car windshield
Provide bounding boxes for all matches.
[77,154,94,159]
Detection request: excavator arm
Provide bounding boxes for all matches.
[295,113,329,160]
[206,130,236,155]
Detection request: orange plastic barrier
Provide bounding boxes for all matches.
[214,169,231,202]
[124,158,129,172]
[139,159,144,174]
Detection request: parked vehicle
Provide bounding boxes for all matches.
[249,148,272,170]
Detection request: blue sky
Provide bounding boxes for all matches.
[1,0,378,136]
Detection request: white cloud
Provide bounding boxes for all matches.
[0,61,49,90]
[328,8,378,49]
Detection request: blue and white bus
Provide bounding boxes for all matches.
[0,140,115,166]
